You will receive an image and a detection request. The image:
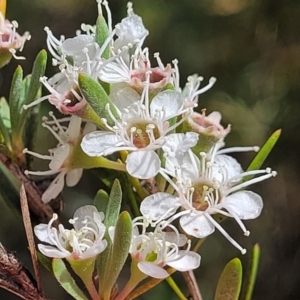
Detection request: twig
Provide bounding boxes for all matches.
[20,185,42,292]
[0,152,56,224]
[0,243,48,300]
[182,270,202,300]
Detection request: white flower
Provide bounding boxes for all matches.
[141,143,277,254]
[130,217,200,278]
[34,205,107,260]
[0,12,30,63]
[24,115,95,203]
[81,76,194,179]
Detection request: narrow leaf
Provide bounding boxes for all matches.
[214,258,243,300]
[104,179,122,229]
[9,65,23,133]
[245,129,281,181]
[18,50,47,133]
[93,189,109,214]
[240,244,260,300]
[78,73,119,127]
[100,212,132,299]
[37,251,53,273]
[95,14,110,59]
[20,185,42,292]
[52,258,89,300]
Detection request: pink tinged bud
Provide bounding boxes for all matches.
[182,110,231,153]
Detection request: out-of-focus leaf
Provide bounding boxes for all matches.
[240,244,260,300]
[100,211,132,300]
[245,129,281,181]
[37,251,53,273]
[78,73,118,127]
[0,160,21,219]
[214,258,243,300]
[52,258,89,300]
[93,189,109,214]
[0,48,12,69]
[0,98,11,150]
[95,14,109,59]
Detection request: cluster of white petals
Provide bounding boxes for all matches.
[24,115,95,203]
[130,217,200,278]
[34,205,107,260]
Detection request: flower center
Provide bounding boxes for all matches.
[192,181,221,211]
[127,121,160,148]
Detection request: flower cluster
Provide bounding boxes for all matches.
[26,1,277,297]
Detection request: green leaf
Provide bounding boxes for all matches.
[245,129,281,181]
[95,14,110,59]
[240,244,260,300]
[214,258,243,300]
[18,50,47,132]
[78,73,119,127]
[52,258,89,300]
[9,65,23,134]
[0,48,12,69]
[0,98,11,150]
[37,251,53,273]
[100,211,132,300]
[104,179,122,229]
[93,189,109,214]
[0,160,21,220]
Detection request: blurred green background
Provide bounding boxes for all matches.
[1,0,299,299]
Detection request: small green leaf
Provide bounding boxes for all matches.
[18,50,47,133]
[9,65,23,134]
[245,129,281,181]
[104,179,122,229]
[100,211,132,300]
[52,258,89,300]
[93,189,109,214]
[95,14,110,59]
[0,48,12,69]
[98,179,123,292]
[0,98,11,150]
[214,258,243,300]
[37,251,53,273]
[78,73,119,127]
[240,244,261,300]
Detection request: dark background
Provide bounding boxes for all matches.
[0,0,299,299]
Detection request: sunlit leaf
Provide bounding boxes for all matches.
[52,258,89,300]
[245,129,281,181]
[214,258,243,300]
[93,189,109,214]
[78,73,118,127]
[95,14,109,59]
[240,244,260,300]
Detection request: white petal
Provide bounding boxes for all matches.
[110,87,140,113]
[42,172,66,203]
[65,116,82,140]
[38,244,69,258]
[150,90,183,120]
[114,14,148,50]
[168,251,201,271]
[140,193,181,221]
[80,239,108,259]
[126,150,160,179]
[180,213,215,238]
[137,261,169,279]
[34,224,55,245]
[66,168,83,187]
[62,35,94,55]
[73,205,98,229]
[212,155,243,184]
[222,191,263,219]
[49,144,70,170]
[81,131,123,156]
[164,232,187,247]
